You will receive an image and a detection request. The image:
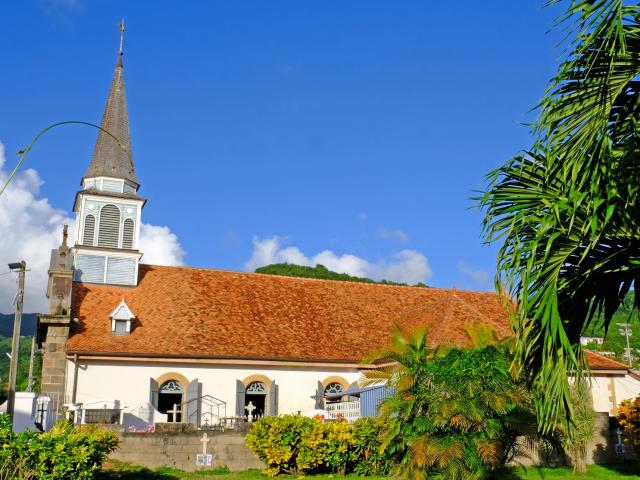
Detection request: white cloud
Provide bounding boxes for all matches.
[42,0,83,23]
[0,141,184,313]
[139,224,185,266]
[358,212,368,221]
[457,261,492,290]
[377,228,409,243]
[245,236,432,285]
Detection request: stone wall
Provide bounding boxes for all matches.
[39,319,71,412]
[517,412,637,467]
[110,430,264,472]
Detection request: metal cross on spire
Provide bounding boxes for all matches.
[118,19,125,55]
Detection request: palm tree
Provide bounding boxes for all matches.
[480,0,640,430]
[363,326,536,479]
[559,379,596,473]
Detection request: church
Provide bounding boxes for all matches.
[35,34,639,431]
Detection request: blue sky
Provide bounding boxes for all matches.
[0,1,562,311]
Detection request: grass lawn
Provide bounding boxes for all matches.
[98,462,388,480]
[517,464,640,479]
[100,461,640,480]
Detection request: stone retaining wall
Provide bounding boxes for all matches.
[110,430,264,472]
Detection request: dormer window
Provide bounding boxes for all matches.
[114,320,128,334]
[110,298,135,335]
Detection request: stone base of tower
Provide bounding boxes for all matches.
[37,314,71,414]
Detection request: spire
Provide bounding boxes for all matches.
[84,20,139,186]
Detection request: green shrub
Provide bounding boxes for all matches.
[364,327,537,479]
[245,415,390,477]
[351,417,392,476]
[0,420,118,480]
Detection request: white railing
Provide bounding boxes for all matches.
[326,401,360,423]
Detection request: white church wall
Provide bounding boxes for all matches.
[66,359,363,419]
[589,373,640,414]
[614,373,640,406]
[590,374,613,413]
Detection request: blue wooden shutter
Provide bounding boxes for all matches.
[315,381,324,409]
[149,378,159,408]
[269,382,278,416]
[186,379,201,426]
[235,380,246,417]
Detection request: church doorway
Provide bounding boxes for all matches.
[245,381,266,420]
[158,380,183,422]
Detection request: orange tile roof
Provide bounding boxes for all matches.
[67,264,513,362]
[584,350,629,371]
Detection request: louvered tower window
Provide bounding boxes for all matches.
[122,218,134,249]
[83,214,96,246]
[98,204,121,248]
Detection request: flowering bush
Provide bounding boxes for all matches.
[617,395,640,456]
[245,415,390,476]
[0,414,118,480]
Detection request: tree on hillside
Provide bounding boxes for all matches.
[480,0,640,430]
[255,263,428,287]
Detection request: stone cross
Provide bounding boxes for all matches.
[168,403,180,423]
[200,432,209,455]
[245,401,256,422]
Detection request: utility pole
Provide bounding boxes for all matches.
[617,323,633,367]
[7,261,26,416]
[26,336,35,393]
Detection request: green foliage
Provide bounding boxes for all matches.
[582,292,640,368]
[617,395,640,457]
[245,415,391,477]
[558,380,596,474]
[479,0,640,430]
[0,418,118,480]
[0,335,41,401]
[364,326,536,480]
[350,417,392,476]
[0,415,11,435]
[255,263,428,287]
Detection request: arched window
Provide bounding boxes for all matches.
[158,380,183,422]
[246,381,267,394]
[122,218,135,249]
[98,204,120,248]
[160,380,183,394]
[245,381,267,419]
[324,382,344,395]
[83,214,96,246]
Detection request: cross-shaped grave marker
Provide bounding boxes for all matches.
[245,401,256,422]
[168,403,181,423]
[201,432,210,455]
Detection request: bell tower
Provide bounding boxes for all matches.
[73,20,145,286]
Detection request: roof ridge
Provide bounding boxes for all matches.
[136,263,498,294]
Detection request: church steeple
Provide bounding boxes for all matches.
[72,21,145,287]
[84,20,138,187]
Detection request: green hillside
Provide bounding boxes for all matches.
[582,293,640,369]
[255,263,428,287]
[0,336,40,403]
